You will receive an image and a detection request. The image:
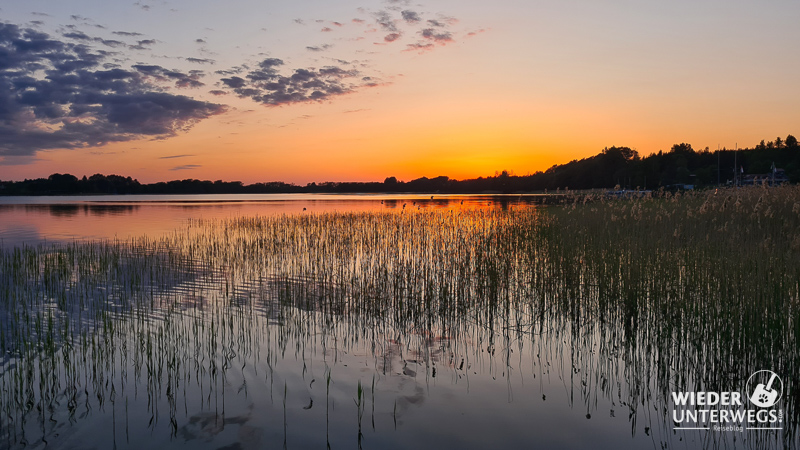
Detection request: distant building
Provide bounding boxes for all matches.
[741,165,789,186]
[661,184,694,191]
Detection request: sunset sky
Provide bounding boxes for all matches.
[1,0,799,184]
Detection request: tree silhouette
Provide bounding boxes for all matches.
[2,134,798,195]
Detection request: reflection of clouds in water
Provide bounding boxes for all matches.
[368,327,466,425]
[179,404,263,449]
[394,381,426,422]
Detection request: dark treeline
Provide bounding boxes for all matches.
[2,136,799,195]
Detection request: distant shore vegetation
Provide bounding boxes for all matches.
[2,136,799,195]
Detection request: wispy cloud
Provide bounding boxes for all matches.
[62,30,126,48]
[404,42,434,52]
[373,10,398,32]
[356,4,463,51]
[159,154,195,159]
[213,2,471,107]
[169,164,202,171]
[306,44,333,52]
[113,30,143,37]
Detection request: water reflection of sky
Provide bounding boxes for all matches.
[1,197,791,450]
[0,194,545,247]
[22,312,662,450]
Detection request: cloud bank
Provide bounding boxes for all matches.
[0,22,225,159]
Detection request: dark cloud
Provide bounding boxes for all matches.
[321,27,333,32]
[0,22,225,159]
[129,38,156,50]
[113,30,143,37]
[159,154,194,159]
[215,65,247,76]
[195,38,206,43]
[306,44,332,52]
[374,11,398,32]
[294,19,305,25]
[62,30,126,48]
[401,10,421,23]
[208,90,227,96]
[220,76,246,88]
[405,42,434,52]
[219,57,374,107]
[132,64,205,88]
[169,164,201,171]
[62,30,91,40]
[421,28,453,42]
[186,57,215,64]
[384,33,402,42]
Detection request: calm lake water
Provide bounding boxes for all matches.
[0,194,539,247]
[0,193,796,449]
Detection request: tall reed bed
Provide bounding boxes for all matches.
[0,189,797,448]
[539,186,800,444]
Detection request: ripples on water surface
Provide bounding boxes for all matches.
[0,191,798,449]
